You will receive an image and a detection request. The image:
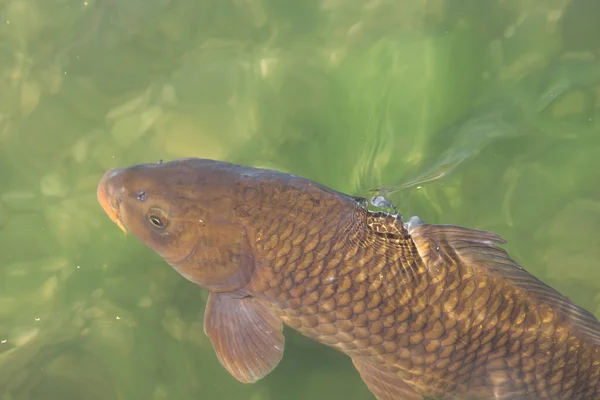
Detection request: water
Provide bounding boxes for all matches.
[1,0,600,399]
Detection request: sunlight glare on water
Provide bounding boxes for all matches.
[1,0,600,399]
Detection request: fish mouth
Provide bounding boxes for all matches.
[97,168,127,235]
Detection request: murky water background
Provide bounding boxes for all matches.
[1,0,600,399]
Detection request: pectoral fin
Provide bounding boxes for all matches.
[203,292,284,383]
[352,358,423,400]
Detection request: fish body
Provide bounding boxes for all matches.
[97,158,600,400]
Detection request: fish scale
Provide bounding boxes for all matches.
[235,177,600,399]
[97,158,600,400]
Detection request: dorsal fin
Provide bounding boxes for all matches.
[409,223,600,346]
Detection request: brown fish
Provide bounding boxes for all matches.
[97,158,600,400]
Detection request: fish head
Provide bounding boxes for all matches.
[97,159,256,292]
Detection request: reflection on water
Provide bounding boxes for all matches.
[371,106,522,196]
[1,0,600,399]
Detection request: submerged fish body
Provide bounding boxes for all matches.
[97,158,600,400]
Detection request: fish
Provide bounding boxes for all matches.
[97,158,600,400]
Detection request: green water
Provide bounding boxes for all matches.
[1,0,600,399]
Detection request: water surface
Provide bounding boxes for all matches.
[1,0,600,399]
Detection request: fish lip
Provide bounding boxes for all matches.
[97,169,127,234]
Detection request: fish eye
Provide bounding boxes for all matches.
[147,208,168,229]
